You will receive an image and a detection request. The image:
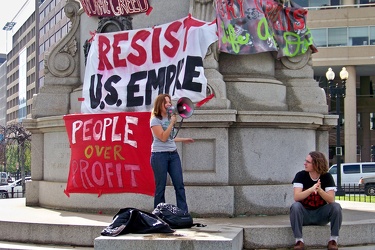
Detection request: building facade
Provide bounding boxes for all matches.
[0,58,6,126]
[6,12,36,123]
[298,0,375,163]
[37,0,70,90]
[3,0,375,163]
[4,0,69,124]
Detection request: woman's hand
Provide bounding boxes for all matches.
[170,114,177,125]
[174,137,194,143]
[183,138,194,143]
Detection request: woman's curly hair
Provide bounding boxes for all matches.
[151,94,171,120]
[309,151,329,175]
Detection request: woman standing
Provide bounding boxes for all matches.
[150,94,194,212]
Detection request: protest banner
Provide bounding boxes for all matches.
[81,15,218,114]
[215,0,317,58]
[80,0,150,16]
[63,112,154,196]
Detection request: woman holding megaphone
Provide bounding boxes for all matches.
[150,94,194,212]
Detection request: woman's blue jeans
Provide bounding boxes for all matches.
[151,151,188,212]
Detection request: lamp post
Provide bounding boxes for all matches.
[0,125,6,173]
[326,67,348,196]
[3,21,16,54]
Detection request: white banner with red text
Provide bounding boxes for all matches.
[81,15,218,114]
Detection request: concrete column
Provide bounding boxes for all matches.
[344,66,357,163]
[361,112,371,162]
[342,0,355,5]
[359,76,373,162]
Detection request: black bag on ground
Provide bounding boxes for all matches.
[101,207,174,236]
[152,203,205,229]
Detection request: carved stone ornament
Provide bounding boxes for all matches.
[46,0,81,78]
[84,15,133,65]
[97,15,133,33]
[280,49,311,70]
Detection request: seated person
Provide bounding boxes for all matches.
[290,151,342,250]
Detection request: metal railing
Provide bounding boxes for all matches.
[0,188,24,199]
[1,185,374,202]
[335,184,375,202]
[306,3,375,11]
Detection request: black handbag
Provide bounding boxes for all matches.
[152,203,206,229]
[101,207,174,236]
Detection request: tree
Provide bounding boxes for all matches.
[1,123,31,194]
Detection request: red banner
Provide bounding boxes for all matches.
[63,112,155,197]
[79,0,150,17]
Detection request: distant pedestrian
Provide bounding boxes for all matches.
[290,151,342,250]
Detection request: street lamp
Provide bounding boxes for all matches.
[0,125,6,173]
[2,21,16,54]
[326,67,348,196]
[2,22,16,31]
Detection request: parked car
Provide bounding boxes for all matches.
[359,175,375,196]
[329,162,375,187]
[0,172,9,186]
[0,177,31,198]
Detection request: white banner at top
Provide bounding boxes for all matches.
[81,15,218,114]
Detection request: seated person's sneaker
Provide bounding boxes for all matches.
[327,240,338,250]
[294,241,305,250]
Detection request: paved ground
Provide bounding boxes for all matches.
[0,241,93,250]
[0,241,374,249]
[0,198,374,249]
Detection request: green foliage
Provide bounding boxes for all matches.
[0,123,31,175]
[4,142,31,174]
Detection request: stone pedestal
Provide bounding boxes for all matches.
[23,0,336,216]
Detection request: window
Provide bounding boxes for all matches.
[56,30,61,41]
[39,76,45,89]
[39,43,44,53]
[328,28,347,46]
[294,0,308,7]
[370,26,375,45]
[311,29,327,47]
[362,164,375,173]
[294,0,340,7]
[343,164,360,174]
[349,27,369,45]
[39,60,44,70]
[329,165,337,174]
[310,0,330,7]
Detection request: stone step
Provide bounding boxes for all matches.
[0,199,374,249]
[95,225,243,250]
[94,218,375,250]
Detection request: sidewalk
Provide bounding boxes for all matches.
[0,241,93,250]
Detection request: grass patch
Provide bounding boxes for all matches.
[336,195,375,203]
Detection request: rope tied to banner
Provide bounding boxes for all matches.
[196,93,214,108]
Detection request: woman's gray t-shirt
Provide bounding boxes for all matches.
[150,116,176,152]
